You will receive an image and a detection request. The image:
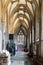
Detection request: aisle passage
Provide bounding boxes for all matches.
[11,60,34,65]
[11,56,34,65]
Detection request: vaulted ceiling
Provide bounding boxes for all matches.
[0,0,41,35]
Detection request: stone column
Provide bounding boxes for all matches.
[26,35,29,50]
[41,0,43,57]
[0,21,3,52]
[3,10,9,50]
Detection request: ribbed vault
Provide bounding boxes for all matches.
[0,0,40,35]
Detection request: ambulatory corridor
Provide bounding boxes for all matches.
[11,56,34,65]
[0,0,43,65]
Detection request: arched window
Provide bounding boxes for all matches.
[17,30,25,45]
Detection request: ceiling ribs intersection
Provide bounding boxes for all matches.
[1,0,40,34]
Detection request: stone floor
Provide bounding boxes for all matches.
[10,53,34,65]
[11,60,34,65]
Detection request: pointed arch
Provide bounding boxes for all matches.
[10,13,30,25]
[14,21,28,35]
[26,0,39,7]
[10,4,34,20]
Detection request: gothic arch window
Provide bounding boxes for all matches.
[17,30,25,45]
